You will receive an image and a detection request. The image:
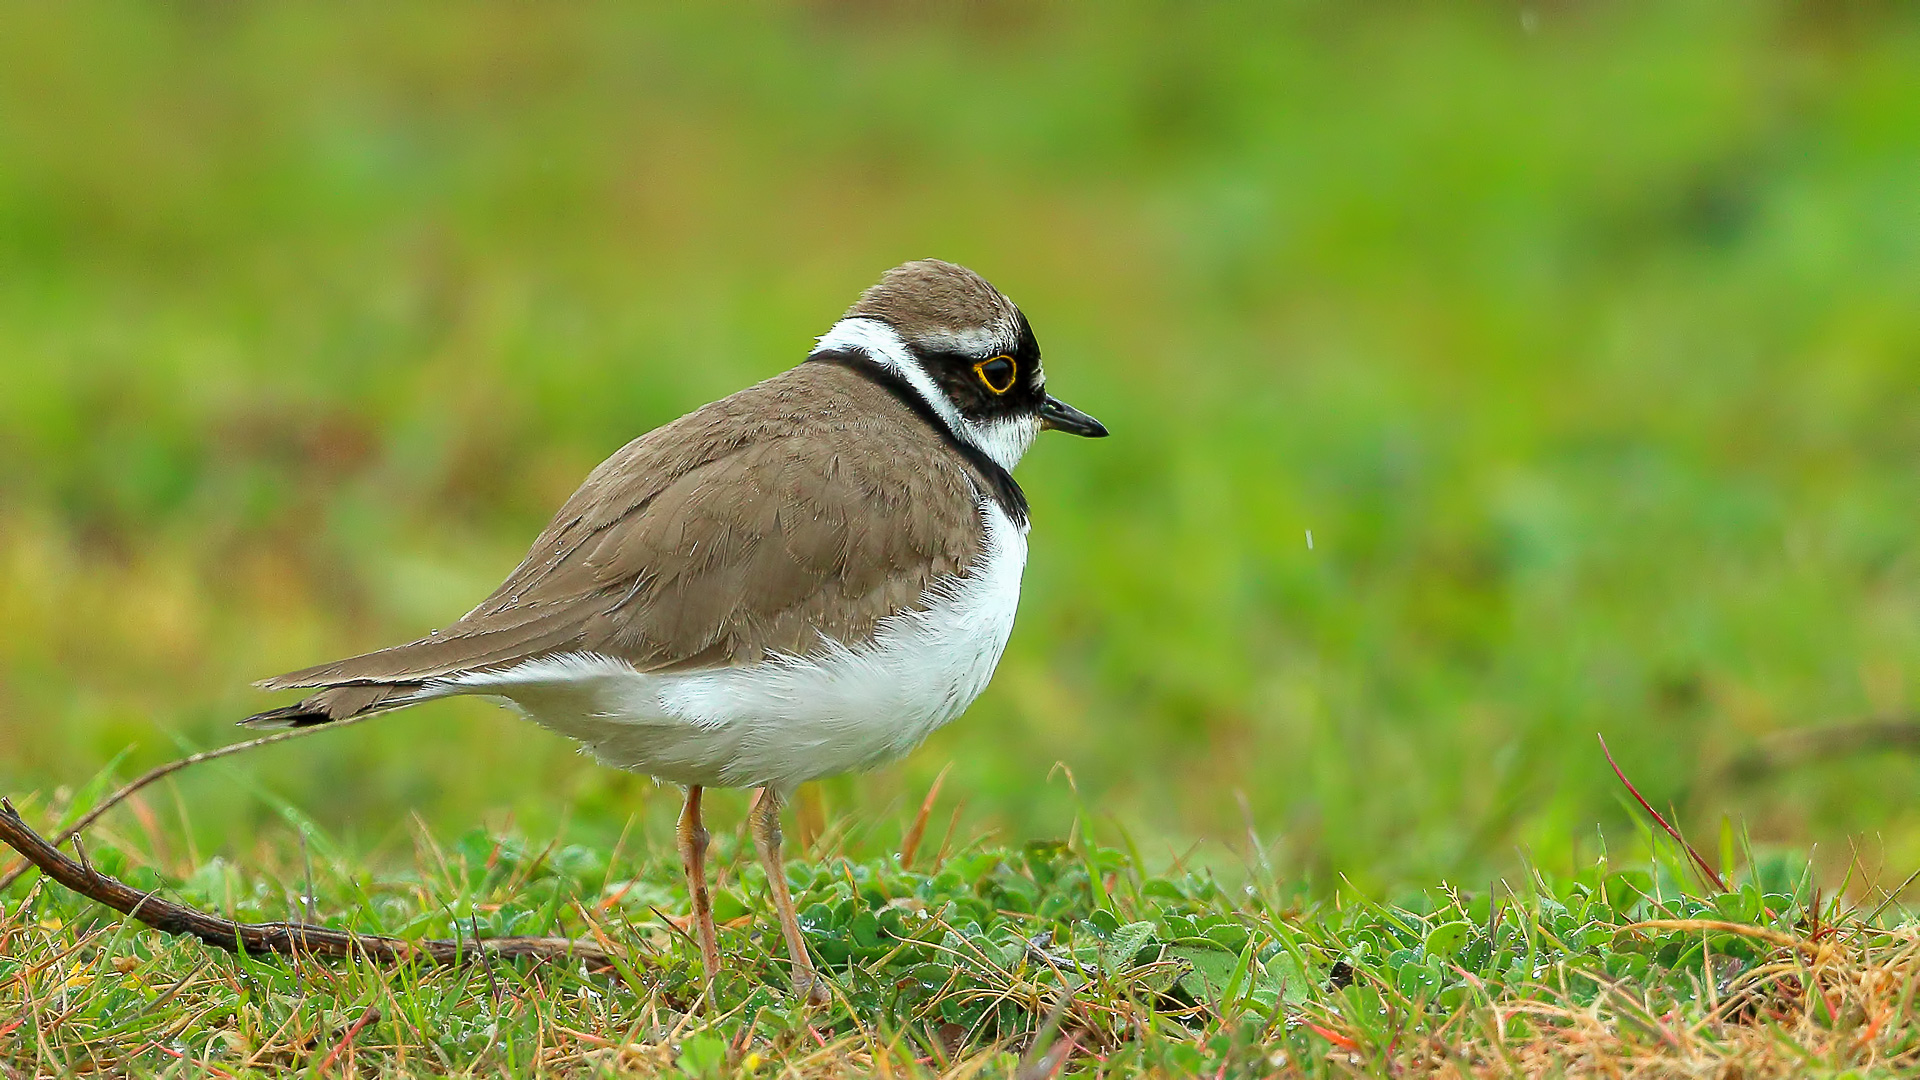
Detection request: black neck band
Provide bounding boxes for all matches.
[807,349,1030,525]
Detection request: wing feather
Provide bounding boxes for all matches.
[257,364,985,695]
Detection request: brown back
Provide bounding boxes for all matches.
[260,362,988,692]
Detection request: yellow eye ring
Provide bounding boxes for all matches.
[975,356,1017,394]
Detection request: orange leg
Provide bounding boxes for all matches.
[750,786,828,1005]
[676,785,721,1002]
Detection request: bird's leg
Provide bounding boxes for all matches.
[749,786,828,1005]
[676,784,721,1002]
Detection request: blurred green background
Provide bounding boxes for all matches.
[2,2,1918,890]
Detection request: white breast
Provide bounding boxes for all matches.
[438,499,1028,794]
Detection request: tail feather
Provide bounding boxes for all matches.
[241,681,426,730]
[240,703,343,730]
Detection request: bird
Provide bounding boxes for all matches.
[242,259,1108,1003]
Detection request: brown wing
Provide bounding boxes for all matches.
[257,363,985,699]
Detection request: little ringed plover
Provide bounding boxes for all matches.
[244,259,1108,1001]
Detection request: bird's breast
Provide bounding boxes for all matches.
[455,498,1029,793]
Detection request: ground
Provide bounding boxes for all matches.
[4,763,1919,1078]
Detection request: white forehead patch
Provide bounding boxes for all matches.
[915,325,1017,358]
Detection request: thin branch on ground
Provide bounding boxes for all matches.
[0,799,620,970]
[1724,717,1920,781]
[0,716,376,894]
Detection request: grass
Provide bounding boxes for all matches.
[5,1,1920,1074]
[3,2,1920,880]
[6,756,1920,1077]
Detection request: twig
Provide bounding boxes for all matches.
[0,799,619,969]
[1598,734,1726,894]
[0,716,375,894]
[1724,717,1920,781]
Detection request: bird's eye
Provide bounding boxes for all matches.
[974,356,1017,394]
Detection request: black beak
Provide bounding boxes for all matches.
[1040,394,1108,438]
